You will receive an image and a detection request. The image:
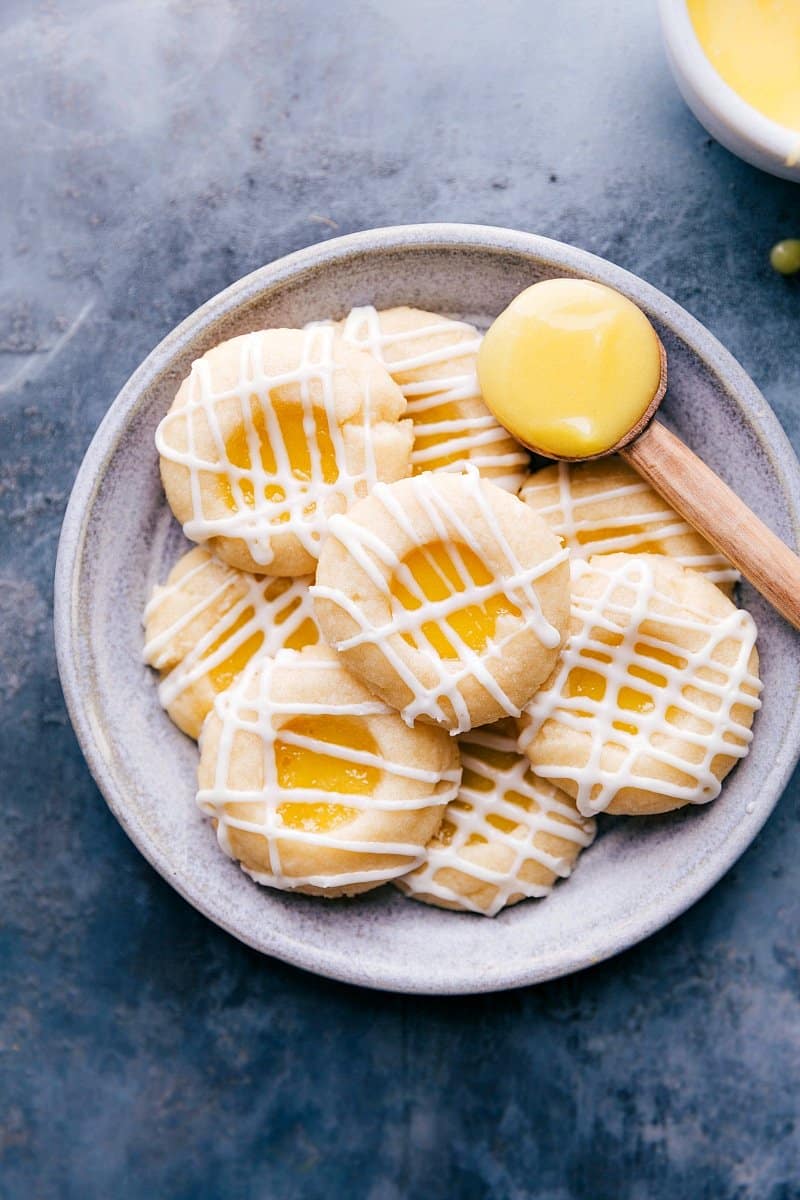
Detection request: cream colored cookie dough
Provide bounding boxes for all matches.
[313,469,570,733]
[519,457,737,590]
[337,305,530,490]
[518,553,762,817]
[197,645,461,897]
[143,546,320,739]
[157,325,413,576]
[397,718,595,916]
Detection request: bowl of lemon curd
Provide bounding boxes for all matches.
[658,0,800,181]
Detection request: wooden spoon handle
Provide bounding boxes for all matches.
[621,419,800,632]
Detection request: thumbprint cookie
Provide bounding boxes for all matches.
[157,325,413,576]
[143,546,320,739]
[337,306,529,490]
[397,718,595,915]
[518,553,761,816]
[197,645,461,896]
[313,469,570,733]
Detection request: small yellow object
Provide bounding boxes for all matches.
[770,239,800,275]
[390,540,521,658]
[688,0,800,132]
[220,398,338,510]
[275,715,379,831]
[477,279,662,460]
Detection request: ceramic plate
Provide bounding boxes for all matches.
[55,225,800,994]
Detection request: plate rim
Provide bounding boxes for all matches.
[54,222,800,994]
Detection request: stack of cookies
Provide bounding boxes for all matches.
[144,306,761,916]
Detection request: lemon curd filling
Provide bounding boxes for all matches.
[575,524,665,555]
[219,396,339,510]
[688,0,800,131]
[459,736,541,836]
[207,610,265,693]
[564,646,667,733]
[458,723,589,847]
[477,279,662,460]
[275,715,380,832]
[266,576,320,651]
[205,578,318,692]
[390,541,521,658]
[412,399,467,472]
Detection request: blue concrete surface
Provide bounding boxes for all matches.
[1,1,799,1196]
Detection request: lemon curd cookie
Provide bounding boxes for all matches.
[337,306,530,490]
[519,457,737,589]
[157,324,413,576]
[143,546,321,739]
[197,645,461,897]
[518,553,762,817]
[396,719,596,916]
[313,469,570,733]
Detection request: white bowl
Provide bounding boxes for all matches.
[55,224,800,994]
[658,0,800,181]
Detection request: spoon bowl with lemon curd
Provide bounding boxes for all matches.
[477,279,667,462]
[478,278,800,632]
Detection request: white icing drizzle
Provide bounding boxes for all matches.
[521,461,738,585]
[340,305,529,490]
[399,722,596,916]
[143,550,319,712]
[156,324,383,567]
[518,556,762,816]
[197,651,462,891]
[312,467,568,733]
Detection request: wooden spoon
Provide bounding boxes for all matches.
[528,340,800,631]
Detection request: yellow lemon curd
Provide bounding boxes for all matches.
[563,639,683,735]
[477,279,662,460]
[390,541,520,658]
[206,577,318,693]
[220,396,338,510]
[275,715,379,832]
[688,0,800,131]
[461,735,538,837]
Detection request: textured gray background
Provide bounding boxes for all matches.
[2,1,799,1197]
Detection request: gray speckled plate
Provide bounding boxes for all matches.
[55,224,800,994]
